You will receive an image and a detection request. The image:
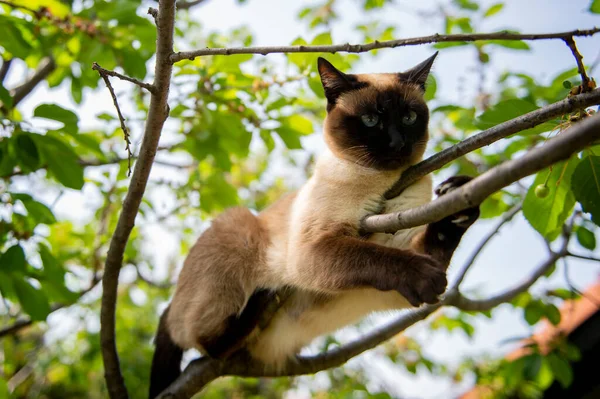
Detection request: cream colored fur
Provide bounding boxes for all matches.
[247,149,432,366]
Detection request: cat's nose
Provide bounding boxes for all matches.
[388,128,405,150]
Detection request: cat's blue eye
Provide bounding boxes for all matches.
[361,114,379,127]
[402,110,417,125]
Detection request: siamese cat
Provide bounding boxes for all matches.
[149,53,480,398]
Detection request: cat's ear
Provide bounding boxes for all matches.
[318,57,353,104]
[400,52,438,91]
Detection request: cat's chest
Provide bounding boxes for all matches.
[368,176,433,248]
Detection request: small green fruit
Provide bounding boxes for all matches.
[535,184,550,198]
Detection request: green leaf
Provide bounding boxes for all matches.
[489,40,530,50]
[590,0,600,13]
[0,271,17,301]
[0,140,16,176]
[21,198,57,225]
[433,41,469,49]
[483,3,504,17]
[523,159,578,240]
[39,244,64,283]
[13,278,51,321]
[544,304,561,326]
[523,354,542,380]
[275,127,302,149]
[524,301,544,325]
[283,115,313,135]
[34,104,79,134]
[0,244,26,273]
[576,225,596,250]
[536,358,555,390]
[0,377,9,399]
[571,155,600,225]
[475,99,553,135]
[13,132,41,172]
[0,83,12,108]
[0,16,35,58]
[547,353,573,388]
[33,135,84,189]
[308,76,326,99]
[453,0,479,10]
[424,74,437,101]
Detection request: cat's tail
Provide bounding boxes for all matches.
[149,306,183,399]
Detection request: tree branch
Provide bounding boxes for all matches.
[92,62,155,92]
[0,58,12,84]
[567,252,600,263]
[157,303,442,398]
[451,202,522,289]
[177,0,208,10]
[100,1,176,398]
[171,28,600,62]
[362,113,600,233]
[10,57,56,107]
[93,65,134,176]
[564,37,593,92]
[384,89,600,199]
[451,251,564,311]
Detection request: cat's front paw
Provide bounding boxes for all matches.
[434,175,480,229]
[397,254,447,306]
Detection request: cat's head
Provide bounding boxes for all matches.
[318,53,437,171]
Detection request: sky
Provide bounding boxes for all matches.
[7,0,600,398]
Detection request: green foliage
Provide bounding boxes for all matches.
[523,160,578,240]
[0,0,598,397]
[571,155,600,225]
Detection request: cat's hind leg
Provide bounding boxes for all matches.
[166,207,269,359]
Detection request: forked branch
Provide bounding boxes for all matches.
[99,1,176,398]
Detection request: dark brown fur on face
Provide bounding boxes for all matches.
[318,53,437,170]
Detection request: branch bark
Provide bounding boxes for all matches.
[93,64,134,176]
[10,57,56,107]
[171,28,600,62]
[92,62,156,92]
[0,58,12,84]
[177,0,208,10]
[362,113,600,233]
[384,89,600,199]
[100,1,176,398]
[564,37,592,91]
[451,202,522,289]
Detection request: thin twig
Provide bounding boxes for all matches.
[564,36,592,92]
[171,28,600,62]
[385,89,600,199]
[10,57,56,107]
[93,66,134,176]
[451,235,571,312]
[177,0,208,10]
[92,62,155,93]
[0,0,39,15]
[100,0,175,397]
[567,252,600,263]
[362,113,600,233]
[451,202,523,289]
